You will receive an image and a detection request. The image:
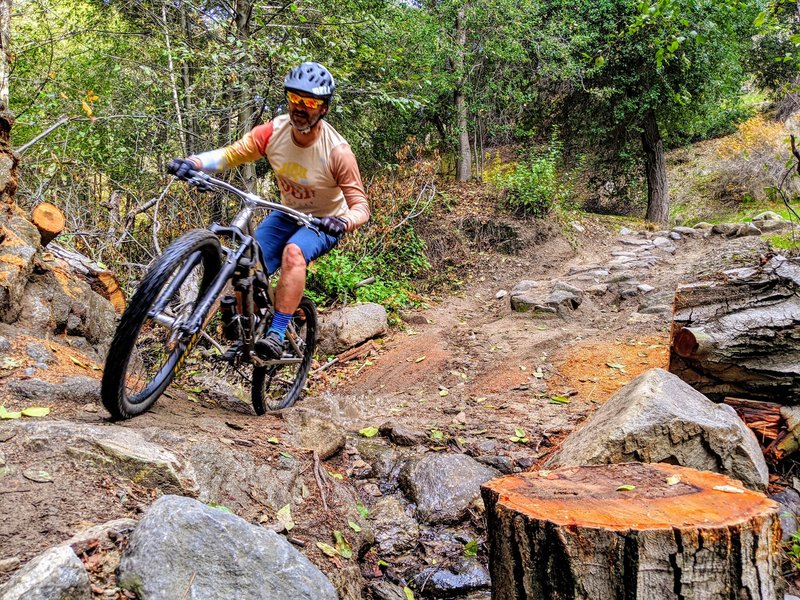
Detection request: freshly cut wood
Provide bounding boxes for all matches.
[724,397,784,445]
[481,463,781,600]
[48,242,125,313]
[669,255,799,403]
[31,202,65,246]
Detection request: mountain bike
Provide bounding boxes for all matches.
[101,170,325,420]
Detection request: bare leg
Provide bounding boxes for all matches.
[274,243,306,314]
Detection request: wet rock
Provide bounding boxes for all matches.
[0,545,90,600]
[357,439,404,483]
[399,453,499,524]
[283,409,345,460]
[546,369,769,491]
[317,302,387,355]
[371,495,420,555]
[413,559,491,596]
[118,495,336,600]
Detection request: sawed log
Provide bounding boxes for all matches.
[31,202,65,246]
[48,242,125,313]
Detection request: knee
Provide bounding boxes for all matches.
[282,244,307,270]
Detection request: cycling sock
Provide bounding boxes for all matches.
[267,310,292,341]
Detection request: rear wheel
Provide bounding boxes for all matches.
[101,229,222,419]
[251,297,317,414]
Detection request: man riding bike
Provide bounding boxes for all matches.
[168,62,370,359]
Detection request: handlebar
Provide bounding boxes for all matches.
[182,168,324,231]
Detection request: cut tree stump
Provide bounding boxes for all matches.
[48,242,125,313]
[481,463,781,600]
[669,255,800,403]
[31,202,65,246]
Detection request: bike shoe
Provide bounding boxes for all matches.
[254,330,284,359]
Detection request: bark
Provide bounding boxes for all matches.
[31,201,65,246]
[481,463,782,600]
[235,0,255,191]
[454,5,471,182]
[642,109,669,225]
[179,7,198,155]
[669,255,800,403]
[0,0,16,212]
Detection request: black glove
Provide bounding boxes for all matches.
[167,158,198,180]
[318,216,347,237]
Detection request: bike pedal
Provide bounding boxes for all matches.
[221,341,244,363]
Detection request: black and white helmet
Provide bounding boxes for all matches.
[284,62,335,101]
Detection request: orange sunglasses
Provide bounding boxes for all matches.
[286,91,326,109]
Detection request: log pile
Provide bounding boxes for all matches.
[669,255,799,404]
[481,463,781,600]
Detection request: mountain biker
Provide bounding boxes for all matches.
[167,62,370,359]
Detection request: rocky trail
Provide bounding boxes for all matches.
[0,208,793,599]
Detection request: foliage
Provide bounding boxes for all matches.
[747,0,800,100]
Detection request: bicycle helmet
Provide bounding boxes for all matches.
[284,62,335,101]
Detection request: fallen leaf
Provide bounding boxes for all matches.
[415,355,426,363]
[404,587,415,600]
[208,502,234,514]
[23,468,53,483]
[334,530,352,559]
[359,426,379,438]
[549,395,570,404]
[713,485,744,494]
[616,484,636,492]
[21,407,50,417]
[280,451,293,459]
[0,357,22,370]
[606,362,626,370]
[439,389,449,397]
[356,502,369,518]
[69,355,86,368]
[0,406,22,420]
[538,470,552,478]
[328,471,344,480]
[267,437,280,444]
[348,521,362,532]
[277,504,295,531]
[534,368,544,379]
[316,542,338,557]
[665,475,681,486]
[463,540,478,557]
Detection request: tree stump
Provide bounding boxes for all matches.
[31,202,65,246]
[668,255,800,403]
[481,463,781,600]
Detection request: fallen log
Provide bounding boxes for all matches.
[48,242,125,313]
[481,463,781,600]
[31,202,65,246]
[669,255,800,403]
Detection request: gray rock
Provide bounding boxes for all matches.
[400,453,499,524]
[734,222,762,237]
[570,221,585,233]
[712,223,739,236]
[619,227,634,235]
[379,422,426,446]
[317,302,387,355]
[371,495,419,555]
[672,226,698,235]
[759,220,793,232]
[619,238,652,246]
[669,231,682,240]
[25,342,57,364]
[370,580,410,600]
[357,439,404,483]
[552,281,583,294]
[0,335,11,352]
[693,221,714,229]
[637,305,672,315]
[67,518,138,547]
[546,369,769,490]
[0,546,90,600]
[586,284,609,295]
[413,559,491,596]
[637,284,655,293]
[8,376,100,404]
[652,236,672,247]
[567,266,608,277]
[753,211,784,221]
[476,454,517,474]
[283,409,345,460]
[638,290,674,311]
[771,488,800,542]
[118,495,336,600]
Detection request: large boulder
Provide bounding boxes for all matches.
[399,453,499,524]
[546,368,769,491]
[317,302,387,355]
[0,545,90,600]
[117,495,337,600]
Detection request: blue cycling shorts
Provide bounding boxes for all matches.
[254,211,341,275]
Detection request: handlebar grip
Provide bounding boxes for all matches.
[308,216,323,228]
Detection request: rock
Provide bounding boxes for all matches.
[638,290,674,311]
[0,557,20,573]
[569,221,585,233]
[771,487,800,542]
[25,342,56,364]
[370,495,420,555]
[552,281,583,294]
[672,226,698,235]
[546,369,769,491]
[758,219,793,232]
[283,409,345,460]
[370,580,409,600]
[7,420,197,495]
[413,559,491,596]
[379,422,426,446]
[0,334,11,352]
[399,453,499,524]
[0,207,40,323]
[637,284,655,293]
[586,283,609,295]
[495,289,507,299]
[734,222,762,237]
[712,223,739,236]
[476,455,517,474]
[652,236,671,247]
[67,518,138,547]
[669,231,682,240]
[637,305,672,315]
[693,221,714,229]
[619,238,652,246]
[0,545,90,600]
[317,302,387,355]
[118,495,336,600]
[619,227,634,235]
[8,376,100,404]
[356,439,404,484]
[753,211,784,221]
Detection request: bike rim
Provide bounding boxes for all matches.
[261,305,314,410]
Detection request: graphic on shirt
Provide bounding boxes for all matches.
[276,161,313,201]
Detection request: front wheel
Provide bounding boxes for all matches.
[101,229,222,420]
[251,297,317,414]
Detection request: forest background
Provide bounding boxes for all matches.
[7,0,800,313]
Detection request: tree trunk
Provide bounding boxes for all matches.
[454,5,471,182]
[642,109,669,225]
[481,463,782,600]
[0,0,16,213]
[669,255,800,403]
[31,202,65,246]
[179,6,198,156]
[48,242,125,313]
[235,0,255,191]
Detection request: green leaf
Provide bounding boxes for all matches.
[404,587,415,600]
[280,451,293,459]
[378,559,389,567]
[753,11,766,27]
[267,437,280,444]
[430,429,444,441]
[334,530,352,559]
[21,407,50,418]
[328,471,344,480]
[316,542,338,557]
[0,406,21,420]
[616,484,636,492]
[277,504,295,531]
[348,521,362,532]
[464,540,478,557]
[356,502,369,518]
[359,426,379,438]
[208,502,234,514]
[550,396,570,404]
